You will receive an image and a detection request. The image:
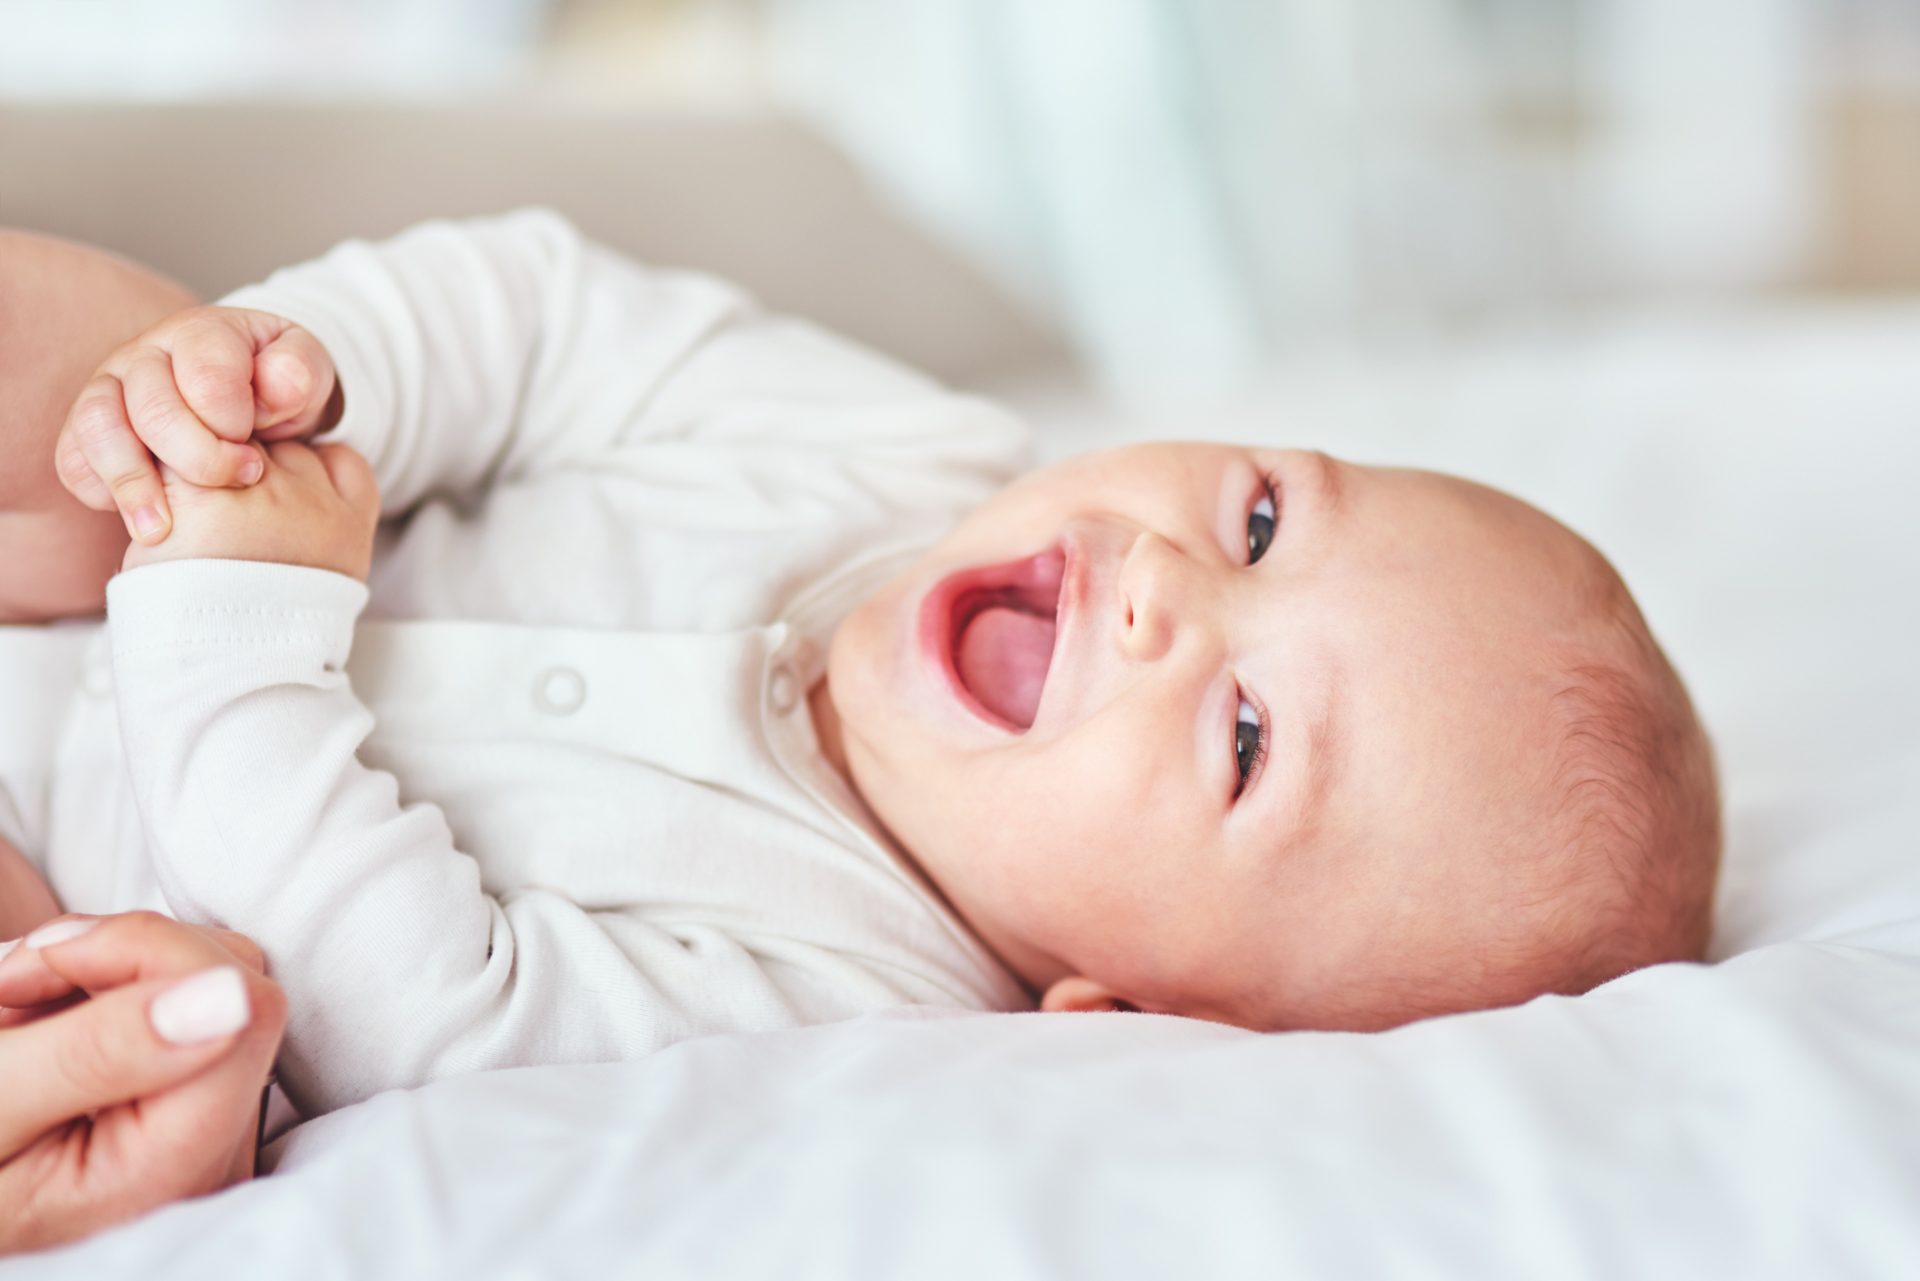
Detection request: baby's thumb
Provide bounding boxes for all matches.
[253,327,337,438]
[313,441,379,515]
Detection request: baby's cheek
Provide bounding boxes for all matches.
[1010,736,1140,879]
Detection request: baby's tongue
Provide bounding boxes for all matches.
[955,604,1055,729]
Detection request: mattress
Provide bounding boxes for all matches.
[12,301,1919,1280]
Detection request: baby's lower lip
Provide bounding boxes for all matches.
[919,546,1065,733]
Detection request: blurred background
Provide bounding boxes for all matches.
[4,1,1918,870]
[4,0,1919,403]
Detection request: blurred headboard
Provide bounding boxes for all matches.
[0,101,1065,387]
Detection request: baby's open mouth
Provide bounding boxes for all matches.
[943,547,1065,731]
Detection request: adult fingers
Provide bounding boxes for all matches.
[252,325,337,440]
[56,373,168,541]
[198,928,268,976]
[104,965,286,1184]
[0,913,267,1011]
[0,922,87,1010]
[0,967,251,1159]
[0,992,86,1033]
[168,311,265,445]
[119,346,263,491]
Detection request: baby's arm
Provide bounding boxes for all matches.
[61,210,1030,557]
[214,208,759,514]
[214,208,1031,520]
[58,209,774,532]
[107,556,852,1114]
[106,462,854,1114]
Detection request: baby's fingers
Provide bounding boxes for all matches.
[51,381,115,512]
[254,326,338,440]
[57,373,169,542]
[170,311,266,444]
[313,441,378,512]
[121,347,264,493]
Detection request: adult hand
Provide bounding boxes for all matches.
[0,912,287,1255]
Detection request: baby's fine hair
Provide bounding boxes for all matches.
[1533,587,1722,993]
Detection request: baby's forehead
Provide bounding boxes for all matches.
[1375,464,1607,586]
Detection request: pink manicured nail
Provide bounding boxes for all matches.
[150,967,250,1045]
[130,505,166,541]
[25,918,97,949]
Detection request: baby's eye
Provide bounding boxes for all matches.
[1247,483,1277,564]
[1233,694,1267,797]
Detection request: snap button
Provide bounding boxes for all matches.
[534,666,586,716]
[768,665,800,716]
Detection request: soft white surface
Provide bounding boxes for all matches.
[13,303,1920,1279]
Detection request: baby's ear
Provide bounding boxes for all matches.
[1039,977,1138,1014]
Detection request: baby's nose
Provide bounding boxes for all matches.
[1117,531,1191,663]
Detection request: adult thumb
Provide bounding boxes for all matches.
[0,968,250,1157]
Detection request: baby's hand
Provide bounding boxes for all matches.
[121,441,379,581]
[55,305,341,547]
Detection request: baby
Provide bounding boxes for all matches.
[1,211,1720,1116]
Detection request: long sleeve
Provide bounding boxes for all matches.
[107,561,876,1115]
[217,208,1029,519]
[112,212,1035,1112]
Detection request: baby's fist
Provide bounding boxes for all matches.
[56,305,341,546]
[122,442,379,581]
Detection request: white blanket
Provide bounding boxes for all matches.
[13,302,1919,1280]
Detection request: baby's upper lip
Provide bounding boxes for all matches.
[1030,527,1091,735]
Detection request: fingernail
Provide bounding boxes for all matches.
[150,967,250,1045]
[25,918,98,949]
[129,505,167,542]
[272,353,310,399]
[240,455,265,485]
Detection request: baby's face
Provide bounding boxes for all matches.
[827,442,1611,1029]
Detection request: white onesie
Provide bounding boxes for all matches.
[0,209,1033,1117]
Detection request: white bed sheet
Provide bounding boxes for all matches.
[10,301,1919,1280]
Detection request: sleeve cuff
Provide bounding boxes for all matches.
[108,559,369,663]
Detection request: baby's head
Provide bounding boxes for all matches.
[823,442,1720,1030]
